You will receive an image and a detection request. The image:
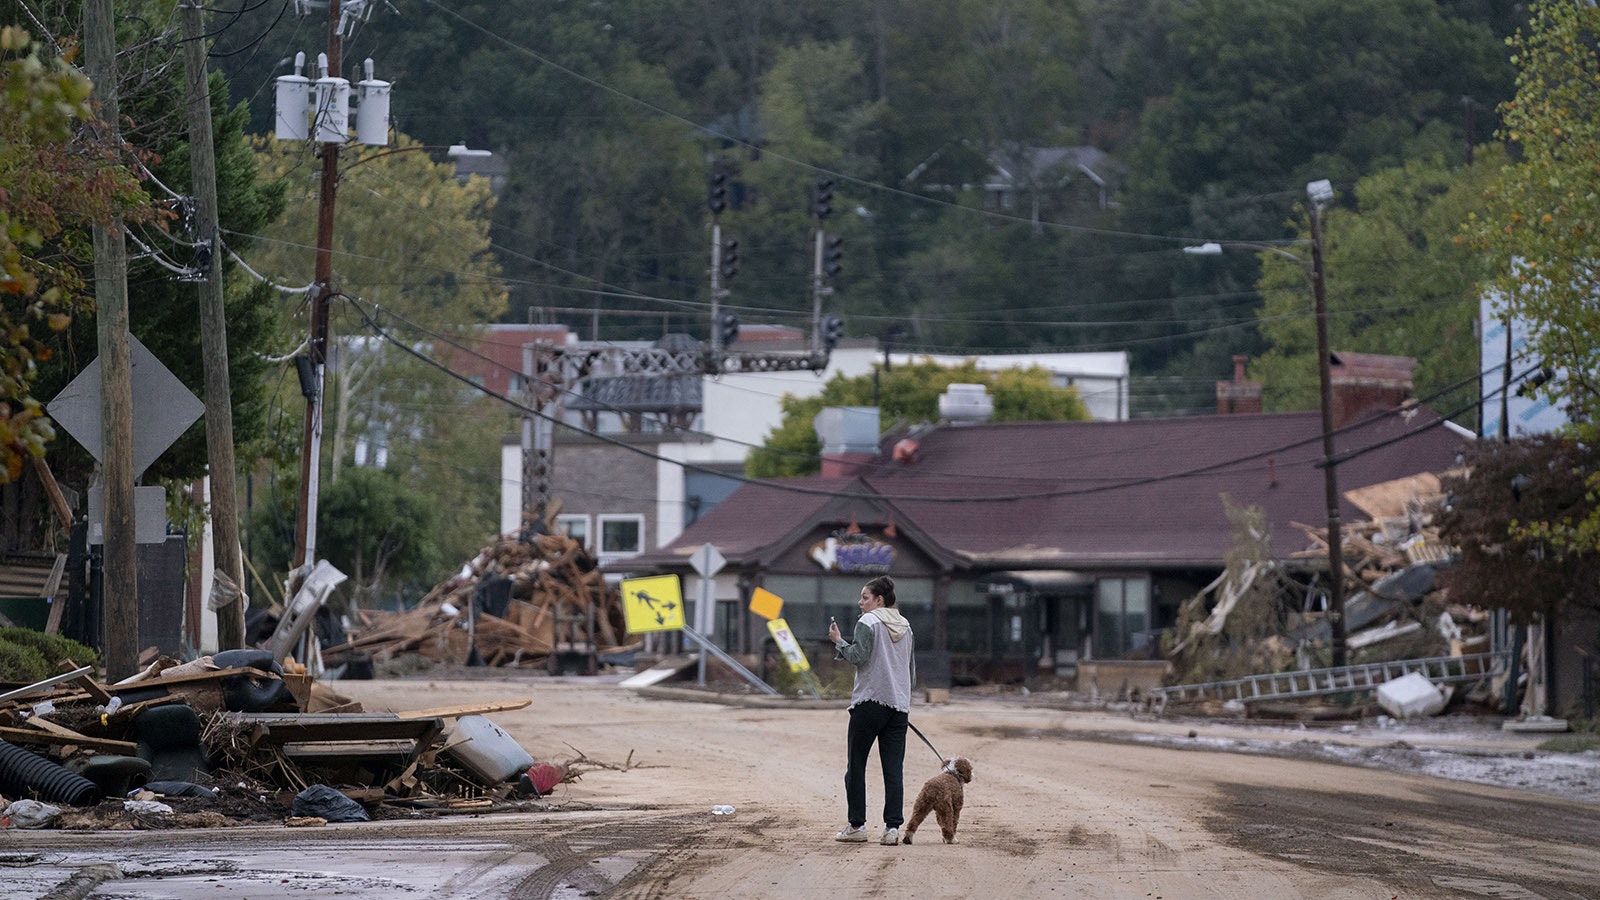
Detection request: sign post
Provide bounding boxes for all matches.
[689,544,726,686]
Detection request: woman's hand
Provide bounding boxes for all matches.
[827,619,841,643]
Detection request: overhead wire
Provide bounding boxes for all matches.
[338,292,1501,506]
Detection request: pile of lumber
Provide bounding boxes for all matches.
[0,658,568,826]
[324,531,634,669]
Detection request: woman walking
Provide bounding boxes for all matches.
[828,575,916,846]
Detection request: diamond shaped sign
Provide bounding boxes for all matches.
[47,334,205,478]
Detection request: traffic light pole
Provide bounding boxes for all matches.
[710,220,726,356]
[811,227,829,354]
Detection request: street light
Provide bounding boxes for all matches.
[1183,178,1348,668]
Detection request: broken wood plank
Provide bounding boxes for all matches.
[393,698,533,720]
[107,666,281,692]
[234,712,445,745]
[58,659,112,704]
[0,725,137,755]
[0,665,94,704]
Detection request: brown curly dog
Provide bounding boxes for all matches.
[902,756,972,845]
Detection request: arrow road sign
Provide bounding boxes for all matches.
[620,575,686,635]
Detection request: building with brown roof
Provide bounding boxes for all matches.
[630,399,1473,689]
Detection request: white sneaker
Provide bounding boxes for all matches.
[834,825,868,843]
[880,827,900,845]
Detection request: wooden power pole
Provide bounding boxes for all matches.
[181,0,247,649]
[292,0,343,577]
[85,0,138,680]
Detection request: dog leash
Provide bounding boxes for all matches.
[908,721,944,764]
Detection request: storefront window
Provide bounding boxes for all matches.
[1094,577,1150,658]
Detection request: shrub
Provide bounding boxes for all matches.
[0,641,50,683]
[0,627,100,669]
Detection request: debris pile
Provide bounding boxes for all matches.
[324,531,635,672]
[1163,478,1496,711]
[0,654,569,830]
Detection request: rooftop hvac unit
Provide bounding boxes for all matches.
[813,406,880,455]
[939,383,993,424]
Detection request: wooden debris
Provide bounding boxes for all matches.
[394,698,533,720]
[329,527,630,670]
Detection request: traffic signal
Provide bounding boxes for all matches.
[813,177,834,219]
[719,311,740,347]
[823,234,844,279]
[822,315,844,350]
[720,236,740,280]
[708,163,728,214]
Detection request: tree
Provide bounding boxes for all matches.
[246,132,505,478]
[243,465,441,610]
[1117,0,1511,389]
[1250,149,1506,418]
[1473,0,1600,425]
[15,3,285,518]
[747,359,1088,477]
[1437,435,1600,624]
[244,133,511,583]
[316,466,441,609]
[0,27,146,483]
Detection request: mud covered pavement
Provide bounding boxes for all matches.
[5,676,1600,899]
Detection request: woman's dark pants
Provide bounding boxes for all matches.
[844,701,908,828]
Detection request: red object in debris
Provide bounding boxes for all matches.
[523,762,565,796]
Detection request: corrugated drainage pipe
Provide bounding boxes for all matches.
[0,739,104,806]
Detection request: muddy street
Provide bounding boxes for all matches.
[5,676,1599,899]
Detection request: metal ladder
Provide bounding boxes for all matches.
[1149,651,1510,709]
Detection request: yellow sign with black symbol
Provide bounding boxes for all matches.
[766,618,811,672]
[620,574,686,634]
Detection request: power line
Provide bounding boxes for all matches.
[339,292,1493,506]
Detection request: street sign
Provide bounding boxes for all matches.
[766,618,811,672]
[689,543,726,578]
[46,334,204,478]
[620,574,686,634]
[748,586,783,620]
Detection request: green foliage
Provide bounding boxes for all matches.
[1437,435,1600,624]
[0,26,146,484]
[317,466,441,602]
[747,360,1088,478]
[1251,149,1506,417]
[0,626,100,669]
[19,5,285,508]
[1473,0,1600,427]
[1119,0,1511,386]
[0,640,49,683]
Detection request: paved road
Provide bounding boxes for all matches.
[5,677,1598,899]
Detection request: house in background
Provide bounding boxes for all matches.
[632,363,1473,691]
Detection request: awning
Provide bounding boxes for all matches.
[975,569,1094,595]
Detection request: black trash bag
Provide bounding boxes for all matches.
[290,784,369,822]
[144,780,220,799]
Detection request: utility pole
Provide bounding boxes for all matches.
[181,0,246,649]
[1307,179,1346,669]
[292,0,344,577]
[86,0,138,680]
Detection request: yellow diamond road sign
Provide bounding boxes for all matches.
[621,575,686,634]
